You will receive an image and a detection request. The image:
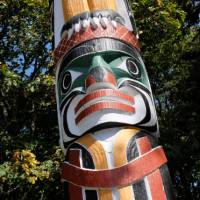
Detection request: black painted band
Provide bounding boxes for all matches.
[59,37,140,73]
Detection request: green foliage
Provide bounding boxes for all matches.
[0,0,64,199]
[132,1,200,199]
[0,149,64,199]
[0,0,199,199]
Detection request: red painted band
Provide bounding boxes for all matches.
[75,102,135,124]
[68,149,83,200]
[54,24,139,62]
[85,75,96,88]
[148,170,167,200]
[61,146,167,188]
[137,137,152,154]
[103,72,117,86]
[75,89,134,113]
[137,137,167,199]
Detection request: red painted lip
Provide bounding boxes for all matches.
[75,89,134,114]
[75,102,135,124]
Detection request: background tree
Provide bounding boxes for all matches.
[132,0,200,199]
[0,0,199,199]
[0,0,63,199]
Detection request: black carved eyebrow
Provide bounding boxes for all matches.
[58,37,140,76]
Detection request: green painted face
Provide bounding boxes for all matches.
[58,52,151,102]
[56,51,157,142]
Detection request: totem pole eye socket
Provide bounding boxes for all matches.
[126,58,141,78]
[61,71,72,94]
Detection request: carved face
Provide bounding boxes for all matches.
[56,48,158,144]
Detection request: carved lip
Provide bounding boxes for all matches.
[75,89,134,113]
[74,89,135,124]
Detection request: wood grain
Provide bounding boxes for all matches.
[114,128,139,200]
[88,0,117,11]
[62,0,89,22]
[77,134,113,200]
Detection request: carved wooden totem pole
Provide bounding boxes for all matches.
[52,0,174,199]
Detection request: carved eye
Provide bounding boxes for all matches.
[61,71,72,94]
[126,58,141,78]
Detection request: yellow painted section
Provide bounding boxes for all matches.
[88,0,117,12]
[62,0,89,22]
[114,127,139,166]
[114,127,139,200]
[76,134,112,200]
[62,0,117,22]
[117,187,134,200]
[77,134,108,169]
[99,189,113,200]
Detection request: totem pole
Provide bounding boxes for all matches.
[52,0,174,199]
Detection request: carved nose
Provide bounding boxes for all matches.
[85,66,117,90]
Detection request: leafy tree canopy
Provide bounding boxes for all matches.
[0,0,199,199]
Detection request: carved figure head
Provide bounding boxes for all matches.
[56,38,158,147]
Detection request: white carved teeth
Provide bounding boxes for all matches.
[63,17,118,40]
[74,21,81,32]
[93,17,100,27]
[111,20,117,28]
[100,17,108,29]
[90,17,98,30]
[82,19,90,29]
[67,27,74,40]
[102,17,109,25]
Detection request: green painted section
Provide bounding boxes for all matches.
[58,51,152,102]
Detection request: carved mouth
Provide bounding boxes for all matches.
[75,89,135,124]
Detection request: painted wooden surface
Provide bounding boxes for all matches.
[53,0,174,199]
